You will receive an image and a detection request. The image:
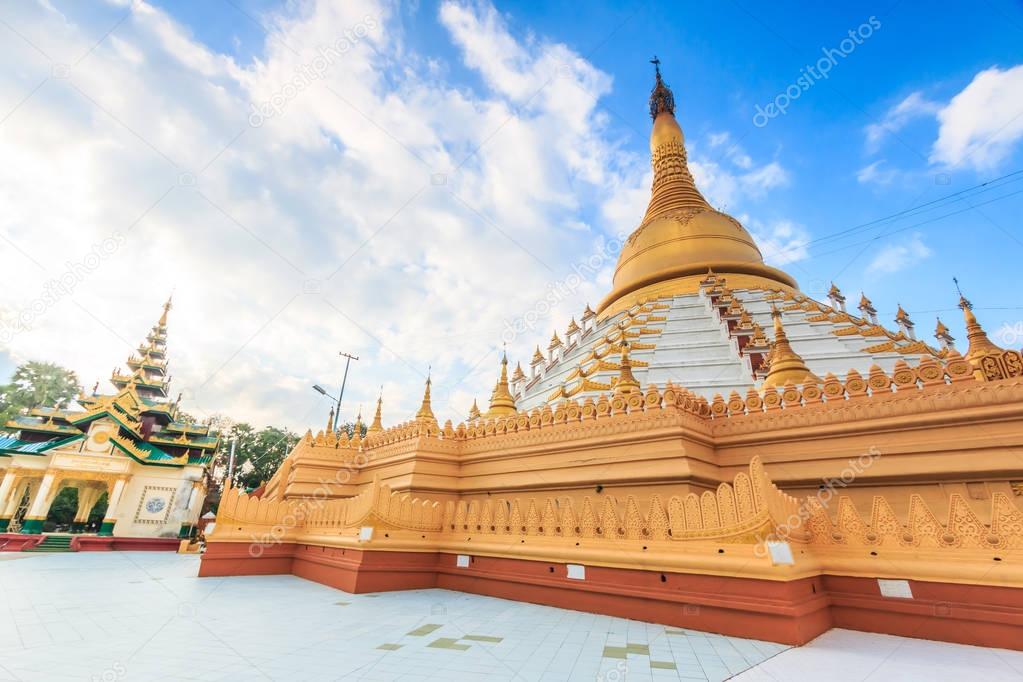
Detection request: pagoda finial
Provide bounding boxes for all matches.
[959,290,1005,375]
[353,408,364,436]
[763,306,815,388]
[368,387,384,433]
[468,398,481,421]
[616,341,641,394]
[326,406,335,433]
[159,294,173,326]
[648,56,674,120]
[485,351,518,417]
[415,372,436,424]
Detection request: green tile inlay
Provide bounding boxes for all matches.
[602,646,628,659]
[463,635,502,643]
[626,643,650,655]
[376,643,402,651]
[651,661,677,670]
[407,624,442,636]
[665,629,686,635]
[427,637,470,651]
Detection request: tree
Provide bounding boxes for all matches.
[0,361,81,425]
[220,422,299,490]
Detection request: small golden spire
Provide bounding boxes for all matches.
[894,304,915,339]
[326,406,335,433]
[960,294,1005,368]
[582,304,596,320]
[368,389,383,433]
[353,409,364,436]
[566,318,580,335]
[934,318,955,351]
[763,306,815,388]
[531,346,544,364]
[485,351,518,417]
[616,341,641,394]
[468,398,481,421]
[858,293,878,323]
[828,282,846,311]
[548,331,563,350]
[415,373,437,424]
[511,362,525,383]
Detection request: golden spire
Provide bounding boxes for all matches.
[158,295,172,326]
[548,331,562,350]
[566,317,580,335]
[485,351,518,417]
[531,345,544,365]
[934,318,955,350]
[326,406,335,433]
[415,373,436,424]
[468,398,481,421]
[353,409,364,436]
[858,292,878,323]
[511,361,525,383]
[763,306,815,388]
[615,341,641,394]
[368,389,383,433]
[582,304,596,321]
[599,61,796,314]
[894,304,915,339]
[960,295,1004,360]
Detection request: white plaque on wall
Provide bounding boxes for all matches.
[566,564,586,580]
[877,579,913,599]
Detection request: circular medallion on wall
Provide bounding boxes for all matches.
[146,497,167,514]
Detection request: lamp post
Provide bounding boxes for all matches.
[312,351,358,429]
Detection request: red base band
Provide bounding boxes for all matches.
[200,542,1023,650]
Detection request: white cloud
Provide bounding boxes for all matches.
[865,91,940,153]
[740,216,810,267]
[866,233,932,274]
[856,159,900,186]
[930,64,1023,171]
[0,0,804,431]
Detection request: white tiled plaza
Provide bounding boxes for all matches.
[0,553,1020,681]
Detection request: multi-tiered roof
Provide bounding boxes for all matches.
[1,298,218,466]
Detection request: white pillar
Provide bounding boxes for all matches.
[99,477,128,536]
[0,470,17,513]
[2,479,30,517]
[0,470,18,532]
[21,471,57,533]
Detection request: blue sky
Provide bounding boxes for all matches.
[143,0,1023,319]
[1,0,1022,428]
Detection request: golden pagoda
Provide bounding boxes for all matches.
[200,62,1023,655]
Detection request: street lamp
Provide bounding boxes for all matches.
[312,352,358,429]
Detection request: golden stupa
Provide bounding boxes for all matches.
[599,64,796,315]
[201,62,1023,655]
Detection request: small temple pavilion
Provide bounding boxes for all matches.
[0,298,217,549]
